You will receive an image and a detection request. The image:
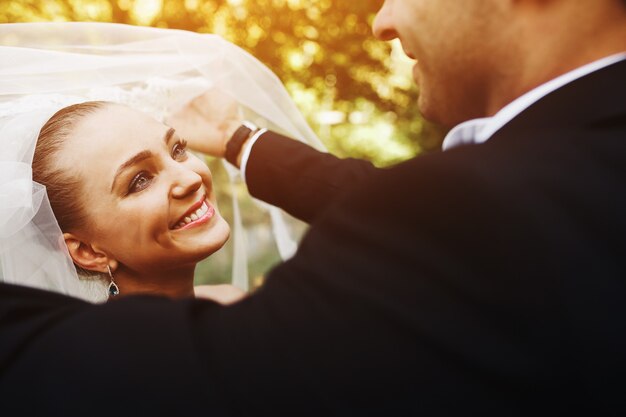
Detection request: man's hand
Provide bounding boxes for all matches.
[166,88,242,157]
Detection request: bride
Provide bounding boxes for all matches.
[33,99,239,302]
[0,22,324,303]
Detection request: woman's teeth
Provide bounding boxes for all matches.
[174,202,210,229]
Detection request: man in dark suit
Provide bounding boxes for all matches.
[2,0,626,415]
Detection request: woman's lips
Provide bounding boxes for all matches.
[172,199,215,230]
[175,202,214,230]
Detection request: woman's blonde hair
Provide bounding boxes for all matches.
[33,101,107,232]
[33,101,108,279]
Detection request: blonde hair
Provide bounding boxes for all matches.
[33,101,108,280]
[33,101,107,231]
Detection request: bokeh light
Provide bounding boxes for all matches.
[0,0,445,166]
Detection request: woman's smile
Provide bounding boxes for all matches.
[172,196,216,231]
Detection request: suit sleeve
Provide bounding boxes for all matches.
[5,139,622,416]
[244,131,378,223]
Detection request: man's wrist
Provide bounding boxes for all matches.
[238,127,268,179]
[225,121,258,167]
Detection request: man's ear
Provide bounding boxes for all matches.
[63,233,112,274]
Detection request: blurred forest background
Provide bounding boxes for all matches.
[1,0,446,287]
[1,0,445,165]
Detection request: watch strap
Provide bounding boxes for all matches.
[225,121,258,166]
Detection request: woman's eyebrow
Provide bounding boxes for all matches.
[111,150,152,192]
[164,127,175,144]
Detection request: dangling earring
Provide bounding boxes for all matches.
[107,265,120,297]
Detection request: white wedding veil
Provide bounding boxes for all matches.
[0,22,324,302]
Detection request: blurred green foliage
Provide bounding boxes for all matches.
[0,0,445,166]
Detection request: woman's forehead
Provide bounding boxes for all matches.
[70,105,165,150]
[83,104,162,133]
[59,105,168,173]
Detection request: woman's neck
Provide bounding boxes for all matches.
[111,264,196,299]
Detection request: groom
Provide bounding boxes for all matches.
[2,0,626,415]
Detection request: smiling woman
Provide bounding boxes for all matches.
[33,101,233,301]
[0,22,324,303]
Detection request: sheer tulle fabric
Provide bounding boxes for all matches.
[0,22,323,302]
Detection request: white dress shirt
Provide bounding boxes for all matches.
[241,53,626,179]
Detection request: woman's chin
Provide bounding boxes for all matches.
[119,222,230,275]
[174,216,230,258]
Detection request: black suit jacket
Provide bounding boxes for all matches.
[1,60,625,416]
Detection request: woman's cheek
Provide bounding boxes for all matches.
[131,191,168,237]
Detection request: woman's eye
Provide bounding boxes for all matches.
[128,172,153,194]
[172,139,188,160]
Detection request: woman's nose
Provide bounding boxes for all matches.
[170,166,203,199]
[372,1,398,41]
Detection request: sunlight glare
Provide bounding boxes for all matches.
[131,0,162,25]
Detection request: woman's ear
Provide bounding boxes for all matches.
[63,233,111,273]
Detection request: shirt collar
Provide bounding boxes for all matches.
[442,52,626,151]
